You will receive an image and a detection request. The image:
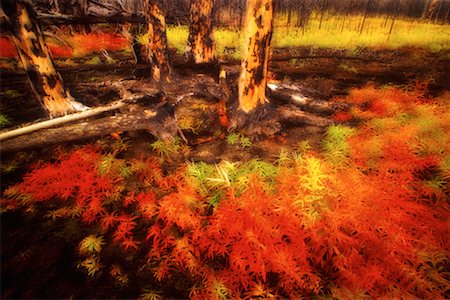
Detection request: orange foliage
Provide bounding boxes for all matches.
[332,111,353,122]
[342,85,420,120]
[3,86,449,298]
[48,44,73,58]
[0,33,128,60]
[69,33,128,57]
[0,36,17,58]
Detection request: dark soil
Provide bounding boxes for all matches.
[1,46,449,299]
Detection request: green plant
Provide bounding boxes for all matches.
[322,125,356,167]
[0,114,11,127]
[226,133,240,145]
[186,162,215,196]
[86,55,101,65]
[150,137,187,159]
[0,90,21,98]
[339,63,358,73]
[226,132,253,148]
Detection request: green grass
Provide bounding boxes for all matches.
[0,114,11,128]
[274,13,450,52]
[167,25,189,54]
[163,13,449,58]
[166,26,242,59]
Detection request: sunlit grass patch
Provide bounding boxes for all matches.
[273,13,450,52]
[213,28,242,59]
[167,25,189,54]
[167,26,242,59]
[162,13,449,60]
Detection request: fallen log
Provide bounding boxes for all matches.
[0,98,176,153]
[0,99,117,141]
[267,83,335,114]
[0,61,218,76]
[0,90,161,141]
[37,13,147,25]
[277,105,332,127]
[270,54,392,63]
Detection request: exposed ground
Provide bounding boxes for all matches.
[1,46,449,160]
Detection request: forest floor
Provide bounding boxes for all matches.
[1,46,450,299]
[1,46,449,165]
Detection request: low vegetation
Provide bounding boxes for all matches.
[2,85,449,299]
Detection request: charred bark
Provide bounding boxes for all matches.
[1,0,80,117]
[186,0,215,64]
[122,22,149,64]
[237,0,273,114]
[144,0,172,82]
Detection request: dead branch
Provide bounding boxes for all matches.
[0,91,159,141]
[267,83,335,114]
[270,54,392,63]
[0,99,176,153]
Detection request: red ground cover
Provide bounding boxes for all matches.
[0,33,129,59]
[0,37,17,58]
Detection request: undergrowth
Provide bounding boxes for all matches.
[1,86,449,299]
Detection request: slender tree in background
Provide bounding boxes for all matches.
[122,23,149,64]
[318,0,328,29]
[389,0,400,36]
[359,0,373,34]
[1,0,80,117]
[144,0,171,82]
[186,0,215,63]
[238,0,273,114]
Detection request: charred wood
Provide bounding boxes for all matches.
[0,90,161,141]
[0,95,176,153]
[277,105,332,127]
[267,83,335,114]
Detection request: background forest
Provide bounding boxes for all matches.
[33,0,450,24]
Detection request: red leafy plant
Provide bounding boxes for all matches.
[0,33,129,60]
[2,86,450,298]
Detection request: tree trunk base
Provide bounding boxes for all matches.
[230,103,281,137]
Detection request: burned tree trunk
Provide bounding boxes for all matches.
[231,0,279,136]
[123,23,149,64]
[318,0,328,30]
[144,0,172,82]
[186,0,215,63]
[1,0,80,117]
[238,0,273,113]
